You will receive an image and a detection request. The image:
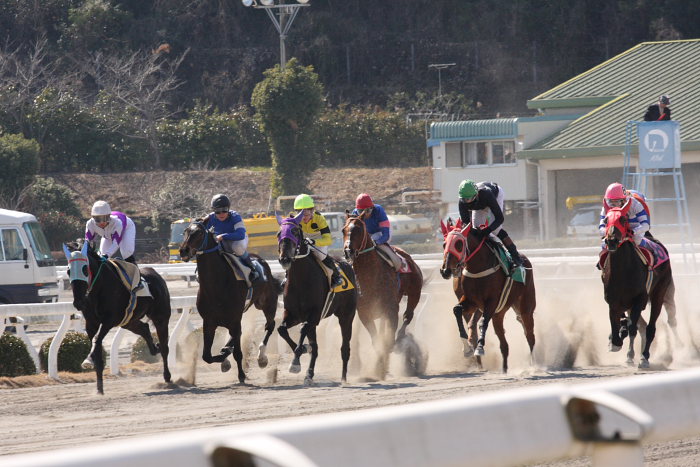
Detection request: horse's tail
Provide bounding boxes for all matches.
[664,278,677,326]
[255,256,284,295]
[270,274,283,295]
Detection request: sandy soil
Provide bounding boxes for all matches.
[2,265,700,465]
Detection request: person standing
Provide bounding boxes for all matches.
[644,95,672,121]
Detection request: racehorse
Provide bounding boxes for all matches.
[63,240,172,394]
[277,213,357,384]
[179,219,282,383]
[343,212,424,367]
[602,203,676,368]
[439,219,535,373]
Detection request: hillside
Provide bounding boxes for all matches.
[52,167,434,218]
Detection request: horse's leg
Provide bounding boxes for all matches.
[227,321,246,384]
[90,324,111,395]
[491,311,509,373]
[640,291,665,369]
[152,315,172,383]
[453,302,476,358]
[514,294,536,366]
[396,278,420,341]
[201,321,220,364]
[257,306,277,368]
[304,324,319,385]
[277,311,301,353]
[357,306,380,354]
[81,320,99,369]
[608,307,624,352]
[290,321,311,374]
[338,310,353,383]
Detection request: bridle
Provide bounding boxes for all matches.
[278,218,311,262]
[442,223,486,272]
[181,221,220,260]
[343,216,375,262]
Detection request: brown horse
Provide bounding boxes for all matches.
[439,219,535,373]
[602,204,676,368]
[343,212,424,368]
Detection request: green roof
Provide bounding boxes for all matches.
[430,118,518,142]
[521,39,700,159]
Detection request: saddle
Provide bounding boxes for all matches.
[375,245,411,273]
[109,259,152,327]
[221,252,266,288]
[312,255,355,293]
[482,239,527,284]
[598,239,669,271]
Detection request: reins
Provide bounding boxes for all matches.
[344,216,376,257]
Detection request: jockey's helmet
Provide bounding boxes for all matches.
[294,193,315,210]
[659,95,670,105]
[356,193,374,210]
[211,194,230,212]
[91,200,111,216]
[458,179,478,200]
[604,182,627,208]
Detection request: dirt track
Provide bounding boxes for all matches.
[3,268,700,465]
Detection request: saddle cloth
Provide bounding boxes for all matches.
[312,255,355,293]
[375,246,411,273]
[484,240,526,284]
[598,241,669,271]
[222,252,266,288]
[109,259,152,327]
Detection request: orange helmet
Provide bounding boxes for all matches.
[355,193,374,209]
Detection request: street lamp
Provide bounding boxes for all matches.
[242,0,311,69]
[428,63,456,96]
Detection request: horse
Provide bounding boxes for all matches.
[342,212,424,368]
[178,219,282,383]
[439,218,536,373]
[601,203,676,368]
[63,240,172,394]
[277,212,357,384]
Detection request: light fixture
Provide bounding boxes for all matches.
[297,0,310,3]
[241,0,255,6]
[260,0,274,5]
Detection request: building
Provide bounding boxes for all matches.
[429,39,700,240]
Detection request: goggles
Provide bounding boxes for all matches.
[93,215,110,223]
[606,198,625,208]
[461,195,477,203]
[214,208,229,214]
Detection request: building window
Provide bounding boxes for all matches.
[463,140,516,167]
[445,142,462,167]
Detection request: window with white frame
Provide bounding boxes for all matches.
[463,140,516,167]
[445,142,462,167]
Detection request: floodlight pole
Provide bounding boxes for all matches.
[428,63,456,96]
[254,2,310,69]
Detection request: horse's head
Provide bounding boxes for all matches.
[62,239,94,310]
[439,218,471,279]
[179,219,214,262]
[604,201,632,252]
[342,211,371,264]
[277,211,306,270]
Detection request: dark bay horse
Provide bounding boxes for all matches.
[439,219,535,373]
[277,213,357,384]
[179,219,281,383]
[602,204,676,368]
[343,212,424,364]
[64,240,172,394]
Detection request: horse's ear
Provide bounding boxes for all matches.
[345,209,350,217]
[293,211,304,223]
[80,239,89,257]
[455,218,463,230]
[621,199,632,216]
[440,220,448,237]
[275,212,284,225]
[62,244,72,261]
[462,223,472,236]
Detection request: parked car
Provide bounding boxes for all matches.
[567,206,600,238]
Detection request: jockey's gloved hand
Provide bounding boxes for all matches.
[305,238,315,245]
[370,232,383,242]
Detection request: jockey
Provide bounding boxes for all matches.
[351,193,403,272]
[458,179,523,268]
[85,200,137,264]
[203,193,261,284]
[599,182,652,248]
[294,193,343,287]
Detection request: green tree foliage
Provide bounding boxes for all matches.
[22,177,83,249]
[317,105,425,167]
[158,103,269,169]
[0,134,40,208]
[0,332,37,377]
[63,0,131,54]
[252,59,324,197]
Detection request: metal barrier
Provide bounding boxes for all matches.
[6,367,700,466]
[0,296,197,379]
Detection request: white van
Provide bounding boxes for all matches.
[324,212,346,250]
[0,209,58,304]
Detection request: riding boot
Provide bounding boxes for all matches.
[239,252,262,284]
[501,236,523,268]
[322,256,343,287]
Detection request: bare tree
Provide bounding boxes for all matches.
[87,48,188,169]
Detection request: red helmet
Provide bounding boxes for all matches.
[355,193,374,209]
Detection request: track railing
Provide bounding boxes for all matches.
[0,296,197,379]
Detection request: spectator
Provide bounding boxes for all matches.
[644,95,671,121]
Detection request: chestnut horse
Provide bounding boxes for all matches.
[179,219,281,383]
[602,203,676,368]
[64,240,172,394]
[277,213,357,384]
[439,219,535,373]
[343,212,423,364]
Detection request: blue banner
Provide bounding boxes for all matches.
[637,121,681,169]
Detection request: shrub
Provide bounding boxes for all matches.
[39,331,95,373]
[130,334,160,363]
[0,332,37,377]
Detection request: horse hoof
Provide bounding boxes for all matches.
[474,346,485,357]
[619,329,629,339]
[304,376,314,386]
[461,338,474,358]
[289,362,301,374]
[626,359,635,366]
[221,359,231,373]
[638,359,650,369]
[81,359,93,370]
[609,344,622,352]
[258,355,269,368]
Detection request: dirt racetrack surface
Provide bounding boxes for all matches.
[3,264,700,465]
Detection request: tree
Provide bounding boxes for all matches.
[251,59,323,197]
[0,133,40,209]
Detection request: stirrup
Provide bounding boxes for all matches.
[331,274,343,287]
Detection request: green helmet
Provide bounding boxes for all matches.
[458,180,478,199]
[294,193,315,210]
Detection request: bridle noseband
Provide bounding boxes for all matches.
[183,221,219,259]
[278,220,311,262]
[343,216,375,261]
